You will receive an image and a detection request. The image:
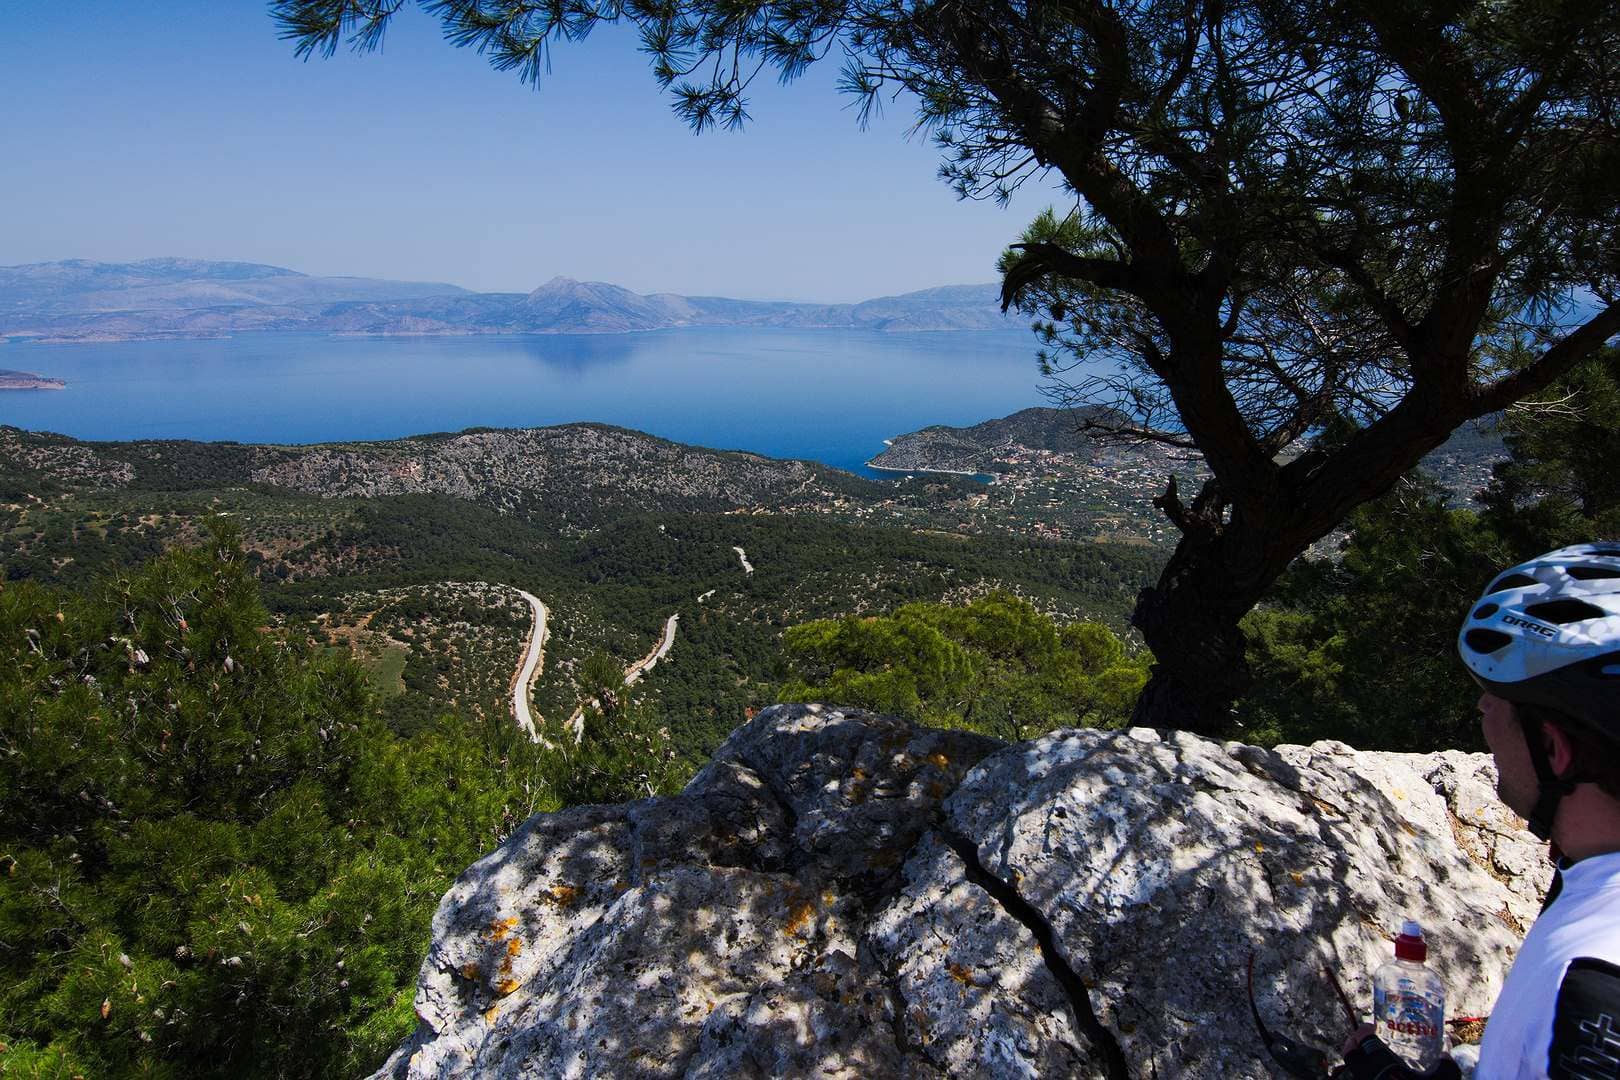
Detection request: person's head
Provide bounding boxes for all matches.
[1458,543,1620,841]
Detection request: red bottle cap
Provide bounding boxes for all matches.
[1395,919,1427,962]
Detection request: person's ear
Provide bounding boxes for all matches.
[1544,721,1577,779]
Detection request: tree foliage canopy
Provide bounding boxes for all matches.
[779,592,1150,741]
[0,523,550,1077]
[1240,351,1620,751]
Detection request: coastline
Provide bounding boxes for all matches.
[863,458,996,482]
[0,370,66,390]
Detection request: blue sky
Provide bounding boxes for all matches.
[0,2,1067,302]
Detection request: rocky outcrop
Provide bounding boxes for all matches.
[0,424,880,519]
[243,426,855,514]
[377,705,1550,1079]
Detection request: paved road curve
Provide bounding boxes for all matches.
[626,614,679,686]
[509,587,549,743]
[567,613,680,740]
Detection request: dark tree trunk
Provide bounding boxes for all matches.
[1124,400,1466,734]
[1128,533,1267,735]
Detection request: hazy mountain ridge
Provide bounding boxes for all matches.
[0,259,1013,340]
[0,258,469,319]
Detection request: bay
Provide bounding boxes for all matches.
[0,328,1053,477]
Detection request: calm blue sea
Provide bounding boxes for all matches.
[0,328,1056,477]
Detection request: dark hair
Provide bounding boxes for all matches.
[1519,703,1620,801]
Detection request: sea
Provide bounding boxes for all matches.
[0,328,1058,478]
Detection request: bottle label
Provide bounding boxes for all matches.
[1375,977,1445,1065]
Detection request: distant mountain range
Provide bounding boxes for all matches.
[0,259,1014,342]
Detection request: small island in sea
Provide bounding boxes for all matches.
[0,369,65,390]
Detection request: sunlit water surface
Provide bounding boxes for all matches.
[1,328,1062,477]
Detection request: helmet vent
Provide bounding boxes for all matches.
[1568,566,1620,581]
[1592,653,1620,679]
[1523,598,1606,624]
[1587,546,1620,557]
[1464,628,1513,653]
[1489,572,1538,592]
[1473,603,1499,619]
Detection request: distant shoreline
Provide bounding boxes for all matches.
[863,459,995,482]
[0,369,65,390]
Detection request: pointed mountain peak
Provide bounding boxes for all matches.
[529,276,581,294]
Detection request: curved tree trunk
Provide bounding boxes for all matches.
[1128,536,1262,735]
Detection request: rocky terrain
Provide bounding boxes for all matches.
[869,407,1123,472]
[376,704,1548,1079]
[0,423,882,522]
[0,259,1014,340]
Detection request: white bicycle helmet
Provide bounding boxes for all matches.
[1458,542,1620,836]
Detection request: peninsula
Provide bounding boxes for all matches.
[0,369,65,390]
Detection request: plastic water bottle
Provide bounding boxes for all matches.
[1373,919,1447,1069]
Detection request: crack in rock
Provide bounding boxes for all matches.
[937,825,1132,1080]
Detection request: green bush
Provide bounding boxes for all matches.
[778,592,1151,741]
[0,521,548,1078]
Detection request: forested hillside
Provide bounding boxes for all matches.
[0,523,552,1076]
[0,423,1163,763]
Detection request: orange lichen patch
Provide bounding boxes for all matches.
[852,767,868,781]
[784,896,817,938]
[495,978,521,997]
[487,916,520,943]
[461,962,481,982]
[1452,1019,1487,1044]
[1253,842,1265,853]
[947,962,975,986]
[1289,871,1306,886]
[483,1003,501,1024]
[545,884,581,908]
[926,752,950,769]
[497,938,523,979]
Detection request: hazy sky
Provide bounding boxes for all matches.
[1,2,1069,302]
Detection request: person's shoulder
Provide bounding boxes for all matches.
[1547,956,1620,1078]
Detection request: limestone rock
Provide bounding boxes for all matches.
[376,706,1548,1079]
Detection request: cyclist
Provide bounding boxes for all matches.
[1342,543,1620,1079]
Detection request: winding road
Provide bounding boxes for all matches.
[514,539,743,746]
[567,613,680,740]
[626,614,680,686]
[509,587,549,743]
